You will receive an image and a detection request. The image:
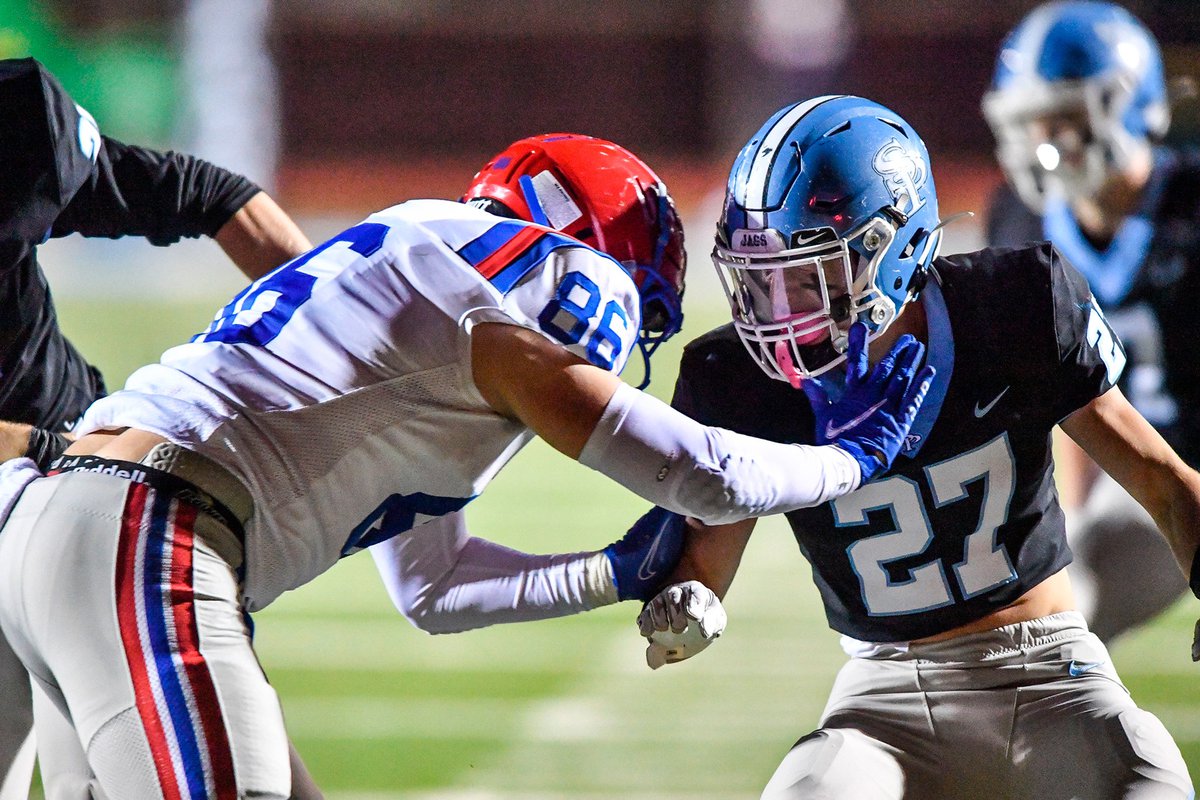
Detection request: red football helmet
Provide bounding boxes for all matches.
[463,133,686,386]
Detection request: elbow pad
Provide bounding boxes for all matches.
[578,383,860,525]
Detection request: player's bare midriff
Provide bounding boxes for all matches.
[64,427,170,462]
[912,568,1077,644]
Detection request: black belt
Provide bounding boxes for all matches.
[48,453,248,542]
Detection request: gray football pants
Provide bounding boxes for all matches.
[761,612,1191,799]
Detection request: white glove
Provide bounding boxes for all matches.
[636,580,727,670]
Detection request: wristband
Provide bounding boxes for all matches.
[26,427,71,471]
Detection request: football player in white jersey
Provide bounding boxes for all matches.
[0,133,932,799]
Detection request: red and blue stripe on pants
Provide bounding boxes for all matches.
[116,482,238,800]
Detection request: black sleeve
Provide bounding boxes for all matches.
[0,58,97,254]
[50,136,262,246]
[1046,244,1126,422]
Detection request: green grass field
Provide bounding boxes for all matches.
[49,295,1200,799]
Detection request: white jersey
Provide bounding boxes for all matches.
[80,199,641,610]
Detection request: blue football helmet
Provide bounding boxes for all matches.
[982,1,1169,212]
[714,95,942,386]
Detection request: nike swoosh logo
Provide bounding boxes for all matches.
[973,386,1009,418]
[636,532,665,582]
[1068,660,1104,678]
[824,399,888,440]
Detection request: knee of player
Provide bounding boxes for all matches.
[1109,708,1192,795]
[762,730,905,799]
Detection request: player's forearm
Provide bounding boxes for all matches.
[371,529,616,635]
[666,517,754,600]
[1061,388,1200,573]
[1148,467,1200,578]
[214,191,312,281]
[578,383,860,525]
[415,539,616,633]
[0,421,32,463]
[476,328,861,524]
[0,422,73,469]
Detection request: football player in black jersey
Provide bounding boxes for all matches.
[0,57,310,470]
[983,1,1198,644]
[636,95,1199,797]
[0,58,312,800]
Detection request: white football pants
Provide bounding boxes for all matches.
[0,469,291,799]
[0,629,34,800]
[761,612,1191,799]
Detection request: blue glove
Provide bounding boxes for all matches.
[803,322,935,483]
[603,506,687,602]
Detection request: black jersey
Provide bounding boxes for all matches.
[986,147,1200,466]
[0,58,260,430]
[673,244,1122,642]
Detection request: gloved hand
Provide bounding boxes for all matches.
[803,322,935,482]
[637,580,726,669]
[604,506,687,602]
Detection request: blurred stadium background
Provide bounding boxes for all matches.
[9,0,1200,796]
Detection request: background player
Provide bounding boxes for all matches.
[0,132,930,799]
[982,0,1199,643]
[640,95,1198,797]
[0,57,312,800]
[0,57,310,467]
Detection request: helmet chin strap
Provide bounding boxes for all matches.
[633,344,654,391]
[629,187,684,391]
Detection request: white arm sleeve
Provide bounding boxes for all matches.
[578,382,861,526]
[370,511,618,635]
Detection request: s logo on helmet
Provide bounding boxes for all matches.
[872,138,927,215]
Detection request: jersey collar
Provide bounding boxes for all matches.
[900,275,953,459]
